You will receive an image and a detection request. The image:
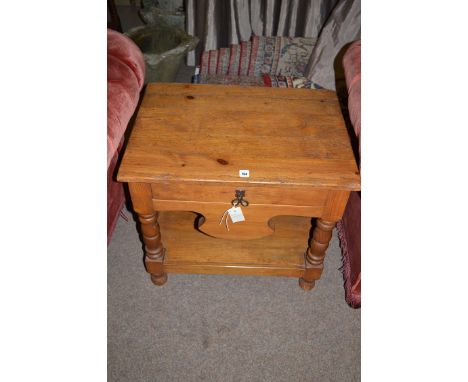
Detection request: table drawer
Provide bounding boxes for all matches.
[150,182,331,240]
[151,182,328,208]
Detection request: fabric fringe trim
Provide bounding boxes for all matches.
[336,220,361,308]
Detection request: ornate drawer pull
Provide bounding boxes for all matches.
[231,190,249,207]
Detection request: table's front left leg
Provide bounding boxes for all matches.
[129,183,167,286]
[139,211,167,285]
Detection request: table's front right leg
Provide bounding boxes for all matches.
[299,218,336,291]
[129,183,167,286]
[299,191,349,291]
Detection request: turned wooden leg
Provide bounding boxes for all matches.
[299,219,336,291]
[129,183,167,286]
[138,212,167,285]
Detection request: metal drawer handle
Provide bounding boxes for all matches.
[231,190,249,207]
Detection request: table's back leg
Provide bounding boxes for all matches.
[129,183,167,286]
[299,219,336,290]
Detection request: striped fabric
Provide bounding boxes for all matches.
[227,44,241,75]
[217,47,230,75]
[200,50,210,75]
[238,41,251,76]
[247,36,261,76]
[270,37,282,75]
[250,36,281,76]
[199,36,316,86]
[208,50,218,75]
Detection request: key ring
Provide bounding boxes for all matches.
[231,190,249,207]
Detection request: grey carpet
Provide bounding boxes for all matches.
[108,206,360,382]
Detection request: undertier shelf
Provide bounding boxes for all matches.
[158,211,315,278]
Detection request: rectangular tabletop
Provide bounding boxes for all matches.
[118,83,360,190]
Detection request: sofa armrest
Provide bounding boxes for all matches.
[107,29,145,168]
[343,40,361,143]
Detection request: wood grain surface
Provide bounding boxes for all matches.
[117,83,360,190]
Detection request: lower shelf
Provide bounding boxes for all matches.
[158,211,313,278]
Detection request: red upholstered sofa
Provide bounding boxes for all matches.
[107,29,145,243]
[337,40,361,308]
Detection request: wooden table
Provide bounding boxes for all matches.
[117,83,360,290]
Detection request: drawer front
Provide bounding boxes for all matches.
[150,182,329,240]
[151,182,328,208]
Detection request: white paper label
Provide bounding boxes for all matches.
[239,169,250,177]
[228,206,245,223]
